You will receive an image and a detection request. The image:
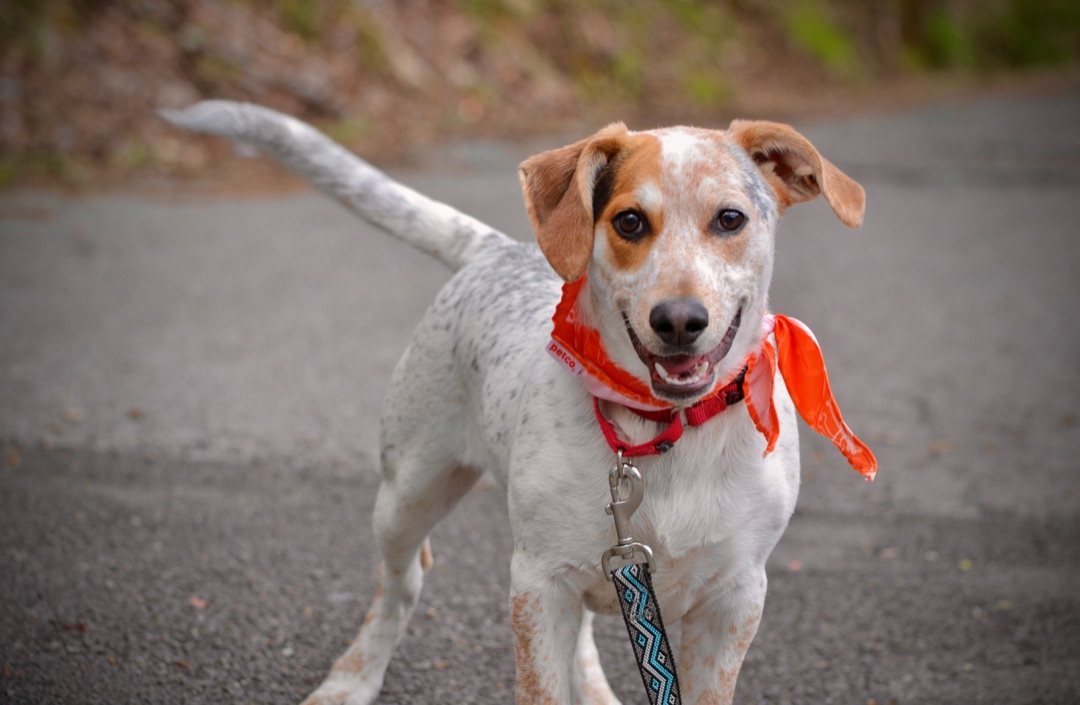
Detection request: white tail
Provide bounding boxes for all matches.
[160,101,510,271]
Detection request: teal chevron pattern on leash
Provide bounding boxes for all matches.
[612,563,681,705]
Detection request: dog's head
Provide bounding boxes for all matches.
[519,121,864,405]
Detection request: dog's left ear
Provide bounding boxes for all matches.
[729,120,865,228]
[519,123,630,281]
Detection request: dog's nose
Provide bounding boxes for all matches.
[649,298,709,347]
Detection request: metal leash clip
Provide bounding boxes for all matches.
[601,450,655,579]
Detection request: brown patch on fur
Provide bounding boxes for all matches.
[420,540,433,571]
[330,648,367,675]
[596,135,664,273]
[728,119,865,228]
[734,612,761,653]
[698,669,740,705]
[362,585,383,626]
[510,592,557,705]
[718,230,750,264]
[519,123,630,281]
[679,624,702,656]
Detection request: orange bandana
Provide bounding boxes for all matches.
[548,278,877,480]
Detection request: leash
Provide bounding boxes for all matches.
[603,452,680,705]
[595,372,745,704]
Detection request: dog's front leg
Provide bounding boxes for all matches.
[677,569,767,704]
[509,554,584,704]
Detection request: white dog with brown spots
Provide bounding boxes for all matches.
[164,101,873,705]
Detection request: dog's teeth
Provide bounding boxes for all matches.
[655,360,710,386]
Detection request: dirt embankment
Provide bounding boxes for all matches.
[2,0,1078,190]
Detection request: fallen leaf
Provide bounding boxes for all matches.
[879,547,899,560]
[107,655,117,666]
[2,663,12,678]
[59,621,90,633]
[788,560,802,572]
[433,660,450,671]
[6,446,20,469]
[61,407,84,423]
[189,596,208,610]
[927,439,955,455]
[127,408,145,421]
[175,660,192,670]
[958,558,973,572]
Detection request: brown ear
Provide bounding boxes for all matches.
[728,120,865,228]
[518,122,630,281]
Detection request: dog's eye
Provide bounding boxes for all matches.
[612,210,649,241]
[715,209,746,234]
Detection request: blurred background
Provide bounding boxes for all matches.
[2,0,1079,187]
[2,2,1079,704]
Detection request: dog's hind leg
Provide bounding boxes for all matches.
[302,350,480,705]
[572,609,622,705]
[302,453,480,705]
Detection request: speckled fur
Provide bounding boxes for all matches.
[164,102,865,705]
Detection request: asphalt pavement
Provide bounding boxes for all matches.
[1,87,1079,704]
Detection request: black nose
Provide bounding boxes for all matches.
[649,297,709,347]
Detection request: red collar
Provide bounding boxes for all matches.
[549,277,877,479]
[592,370,746,457]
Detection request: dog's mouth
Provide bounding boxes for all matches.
[625,308,742,399]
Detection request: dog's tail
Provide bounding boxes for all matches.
[159,100,511,271]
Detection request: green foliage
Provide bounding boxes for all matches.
[667,0,713,33]
[906,0,1080,70]
[195,54,243,84]
[918,8,974,69]
[111,140,157,173]
[784,1,858,76]
[349,11,388,72]
[274,0,321,41]
[460,0,524,21]
[683,70,731,107]
[320,116,372,145]
[1,150,90,188]
[978,0,1080,68]
[610,47,647,100]
[0,0,55,58]
[0,156,19,190]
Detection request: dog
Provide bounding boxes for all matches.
[163,101,874,705]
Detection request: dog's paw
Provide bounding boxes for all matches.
[299,676,380,705]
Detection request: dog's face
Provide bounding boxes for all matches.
[520,121,865,404]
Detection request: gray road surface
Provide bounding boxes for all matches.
[1,89,1079,704]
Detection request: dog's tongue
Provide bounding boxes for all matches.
[653,354,704,378]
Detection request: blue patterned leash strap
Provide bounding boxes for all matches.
[601,453,682,705]
[612,562,682,705]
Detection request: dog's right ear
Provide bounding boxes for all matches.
[518,123,630,281]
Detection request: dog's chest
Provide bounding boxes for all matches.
[580,539,734,619]
[571,420,780,619]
